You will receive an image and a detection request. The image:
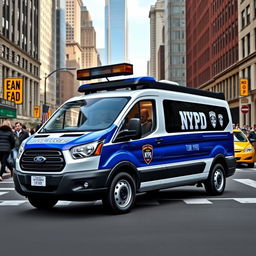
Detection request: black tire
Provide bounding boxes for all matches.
[103,172,136,214]
[204,163,226,195]
[28,196,58,209]
[248,163,254,168]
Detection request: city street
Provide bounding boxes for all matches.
[0,166,255,256]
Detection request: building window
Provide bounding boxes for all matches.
[246,5,250,25]
[247,33,250,55]
[254,0,256,17]
[242,37,245,58]
[241,10,246,28]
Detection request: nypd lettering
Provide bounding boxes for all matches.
[179,111,207,130]
[142,144,153,164]
[164,100,229,133]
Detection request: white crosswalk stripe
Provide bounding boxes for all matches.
[183,199,213,204]
[0,188,15,191]
[0,192,8,196]
[0,200,26,206]
[233,198,256,204]
[0,198,255,207]
[234,179,256,189]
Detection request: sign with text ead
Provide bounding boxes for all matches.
[3,78,23,104]
[240,79,248,96]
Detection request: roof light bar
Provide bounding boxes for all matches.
[77,63,133,81]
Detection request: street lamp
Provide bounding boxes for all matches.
[44,67,76,105]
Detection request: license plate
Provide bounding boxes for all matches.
[31,176,46,187]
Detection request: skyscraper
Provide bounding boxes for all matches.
[81,6,100,68]
[39,0,57,112]
[165,0,186,86]
[149,0,165,80]
[105,0,128,64]
[56,0,66,106]
[0,0,40,122]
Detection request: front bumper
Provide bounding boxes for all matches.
[225,156,236,177]
[234,151,255,164]
[14,169,110,201]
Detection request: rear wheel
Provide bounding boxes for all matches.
[204,163,226,195]
[248,163,254,168]
[28,196,58,209]
[103,172,136,214]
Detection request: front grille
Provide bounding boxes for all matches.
[20,149,65,172]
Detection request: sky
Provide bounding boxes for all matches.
[82,0,157,76]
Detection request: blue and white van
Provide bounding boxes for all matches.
[14,64,236,213]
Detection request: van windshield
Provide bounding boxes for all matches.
[40,97,129,133]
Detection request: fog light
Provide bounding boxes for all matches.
[83,182,89,189]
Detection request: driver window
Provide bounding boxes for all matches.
[121,100,155,137]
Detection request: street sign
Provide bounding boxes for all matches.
[241,97,248,104]
[241,105,249,114]
[3,78,23,104]
[34,106,40,118]
[240,79,249,96]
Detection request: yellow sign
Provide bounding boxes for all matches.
[48,109,52,118]
[33,106,40,118]
[4,78,23,104]
[240,79,248,96]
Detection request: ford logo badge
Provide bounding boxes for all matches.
[33,156,46,163]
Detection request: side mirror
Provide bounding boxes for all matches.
[115,118,141,142]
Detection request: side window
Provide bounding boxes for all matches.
[121,100,156,137]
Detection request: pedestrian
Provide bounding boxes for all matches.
[13,122,30,163]
[0,120,15,181]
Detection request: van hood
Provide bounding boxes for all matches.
[234,141,252,151]
[24,125,117,150]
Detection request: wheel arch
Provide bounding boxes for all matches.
[209,154,228,177]
[106,161,140,190]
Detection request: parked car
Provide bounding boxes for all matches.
[233,129,255,167]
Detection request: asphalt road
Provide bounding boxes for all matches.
[0,166,255,256]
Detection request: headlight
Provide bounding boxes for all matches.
[70,141,103,159]
[244,147,253,152]
[17,144,24,159]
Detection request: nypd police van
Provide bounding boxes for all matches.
[14,63,236,213]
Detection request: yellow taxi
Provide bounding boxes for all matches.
[233,129,255,167]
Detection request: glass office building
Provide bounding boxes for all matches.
[105,0,128,64]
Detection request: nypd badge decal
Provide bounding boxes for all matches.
[142,144,153,164]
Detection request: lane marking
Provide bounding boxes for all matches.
[0,200,26,206]
[0,192,8,196]
[0,180,14,184]
[234,198,256,204]
[234,179,256,189]
[56,201,71,206]
[183,199,213,204]
[0,188,15,191]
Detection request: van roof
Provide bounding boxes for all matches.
[78,77,225,100]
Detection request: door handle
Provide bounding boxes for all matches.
[155,138,163,144]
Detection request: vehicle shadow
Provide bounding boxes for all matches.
[11,186,232,218]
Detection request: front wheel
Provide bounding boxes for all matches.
[103,172,136,214]
[28,196,58,209]
[204,163,226,195]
